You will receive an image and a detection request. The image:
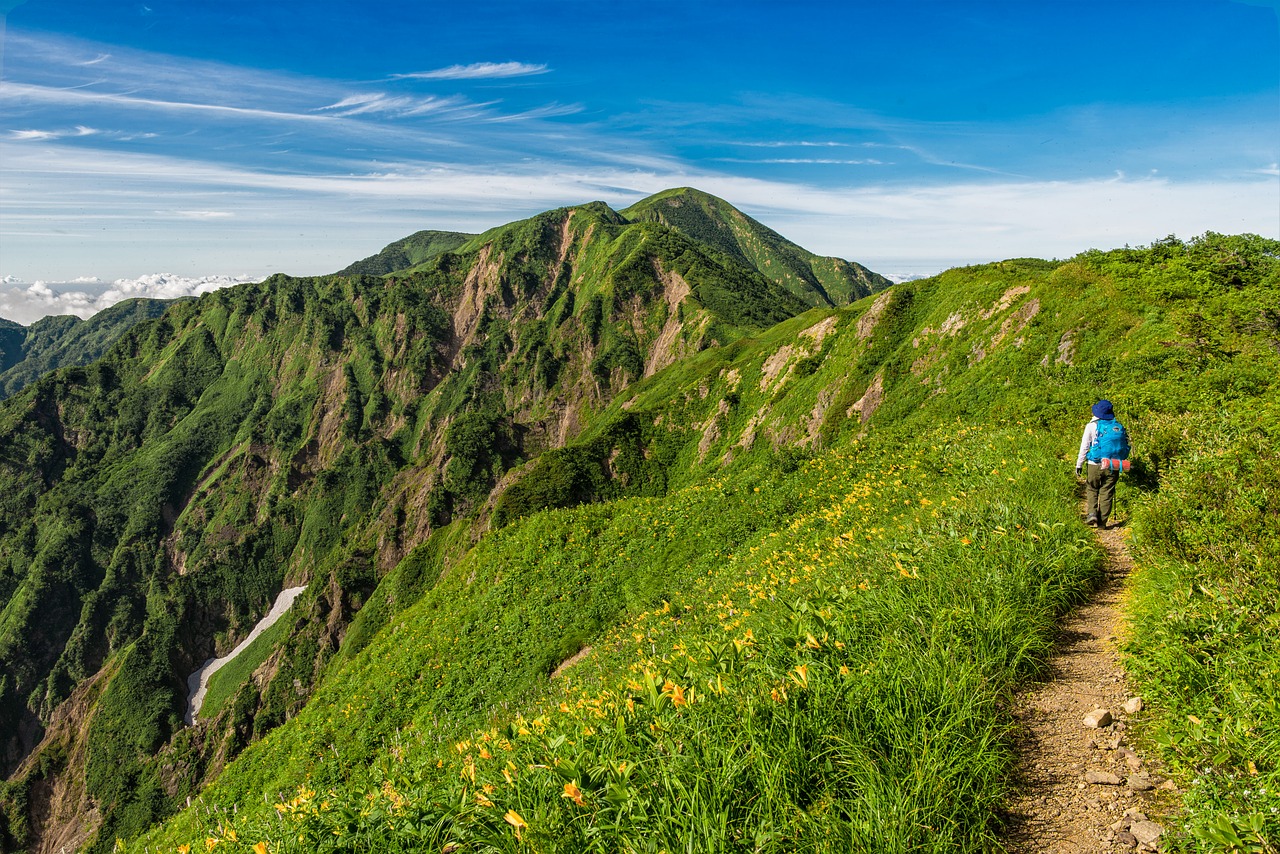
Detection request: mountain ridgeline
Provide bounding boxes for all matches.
[0,190,881,852]
[0,190,1276,854]
[0,299,174,400]
[622,188,889,307]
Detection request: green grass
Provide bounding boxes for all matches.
[1126,403,1280,851]
[4,224,1277,854]
[135,423,1103,853]
[117,231,1280,854]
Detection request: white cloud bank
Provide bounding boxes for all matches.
[0,274,259,325]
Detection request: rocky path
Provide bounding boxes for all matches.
[1003,524,1177,852]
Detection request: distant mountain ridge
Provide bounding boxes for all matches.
[0,190,886,403]
[0,298,174,399]
[339,188,891,307]
[622,187,890,306]
[335,230,475,277]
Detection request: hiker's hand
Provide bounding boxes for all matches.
[1075,466,1082,478]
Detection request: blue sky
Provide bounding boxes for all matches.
[1,0,1277,322]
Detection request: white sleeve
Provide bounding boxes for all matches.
[1076,422,1095,469]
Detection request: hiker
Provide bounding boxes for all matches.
[1075,399,1130,529]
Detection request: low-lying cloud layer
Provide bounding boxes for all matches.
[0,274,259,325]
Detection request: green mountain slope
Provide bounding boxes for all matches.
[623,187,891,307]
[1,222,1277,854]
[0,199,815,853]
[0,299,174,399]
[127,233,1277,854]
[336,230,475,277]
[0,321,23,373]
[334,189,891,308]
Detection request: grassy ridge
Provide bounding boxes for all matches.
[140,424,1100,853]
[1127,405,1280,849]
[1067,235,1280,850]
[0,199,829,853]
[127,232,1280,853]
[622,188,890,307]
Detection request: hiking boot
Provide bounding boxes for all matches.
[1085,516,1099,527]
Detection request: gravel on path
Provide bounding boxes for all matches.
[1002,524,1177,853]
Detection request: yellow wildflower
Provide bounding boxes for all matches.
[504,809,529,839]
[562,781,587,807]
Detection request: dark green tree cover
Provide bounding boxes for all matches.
[0,299,174,399]
[0,322,23,373]
[492,412,682,526]
[0,196,830,853]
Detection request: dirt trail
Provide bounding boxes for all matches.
[1003,525,1177,852]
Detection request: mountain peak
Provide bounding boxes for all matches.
[624,188,889,307]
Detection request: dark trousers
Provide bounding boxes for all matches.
[1086,463,1120,523]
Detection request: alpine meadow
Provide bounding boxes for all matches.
[0,188,1277,854]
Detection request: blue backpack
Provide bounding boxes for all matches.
[1089,419,1130,464]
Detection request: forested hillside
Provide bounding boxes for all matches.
[0,208,1276,853]
[0,299,173,399]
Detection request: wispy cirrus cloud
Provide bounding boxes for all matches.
[482,102,584,122]
[314,92,474,119]
[167,210,234,219]
[1,29,578,167]
[716,157,885,165]
[1,80,334,124]
[394,61,549,81]
[732,141,852,148]
[8,125,99,141]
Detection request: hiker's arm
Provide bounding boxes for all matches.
[1075,424,1093,473]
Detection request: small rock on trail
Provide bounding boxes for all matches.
[1083,708,1113,728]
